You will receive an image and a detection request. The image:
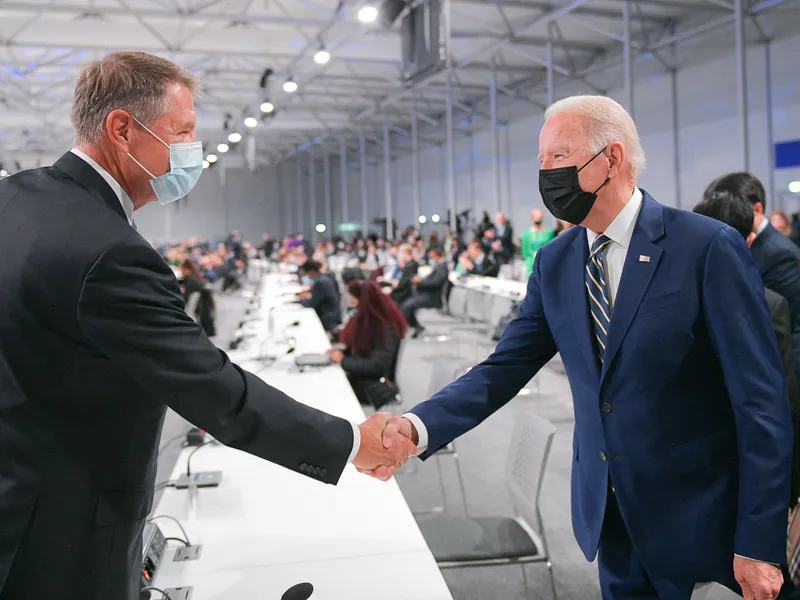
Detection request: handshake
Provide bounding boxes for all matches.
[352,413,420,481]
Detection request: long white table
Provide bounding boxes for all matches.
[151,273,452,600]
[447,273,527,327]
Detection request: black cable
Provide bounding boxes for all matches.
[154,481,176,492]
[158,429,190,454]
[186,440,216,476]
[141,586,173,600]
[164,537,190,547]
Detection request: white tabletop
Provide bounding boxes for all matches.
[152,274,452,599]
[448,272,527,299]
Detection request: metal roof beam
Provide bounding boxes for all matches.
[452,0,675,22]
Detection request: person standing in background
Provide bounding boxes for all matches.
[521,208,555,277]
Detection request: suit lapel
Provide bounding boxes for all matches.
[567,229,601,382]
[601,192,665,384]
[53,151,128,223]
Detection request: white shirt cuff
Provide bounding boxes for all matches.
[347,421,361,464]
[403,412,429,455]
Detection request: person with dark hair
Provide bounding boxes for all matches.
[329,280,407,409]
[694,190,800,506]
[458,238,499,277]
[401,248,450,338]
[298,259,341,332]
[389,244,418,305]
[705,172,800,398]
[179,259,216,337]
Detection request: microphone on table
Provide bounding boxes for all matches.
[282,583,314,600]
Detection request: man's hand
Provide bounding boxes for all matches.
[734,556,783,600]
[326,349,344,363]
[353,413,416,482]
[356,416,420,481]
[411,275,421,285]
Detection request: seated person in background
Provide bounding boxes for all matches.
[389,244,418,304]
[458,238,500,277]
[179,259,216,337]
[297,260,341,332]
[401,248,450,338]
[694,190,800,507]
[328,280,407,409]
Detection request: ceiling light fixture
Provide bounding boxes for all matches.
[314,49,330,65]
[244,117,258,128]
[260,101,275,113]
[283,79,298,93]
[790,181,800,194]
[358,5,378,23]
[217,143,230,153]
[202,160,210,169]
[228,132,242,143]
[207,154,218,163]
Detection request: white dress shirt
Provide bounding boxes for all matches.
[70,148,365,463]
[70,148,135,226]
[406,188,644,454]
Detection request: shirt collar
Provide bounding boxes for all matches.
[70,148,134,225]
[755,216,769,237]
[587,187,643,250]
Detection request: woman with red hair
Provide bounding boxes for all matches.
[327,280,407,409]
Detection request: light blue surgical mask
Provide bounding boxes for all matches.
[428,259,437,267]
[128,116,204,205]
[301,275,314,286]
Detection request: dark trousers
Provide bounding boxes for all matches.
[598,489,739,600]
[400,296,439,329]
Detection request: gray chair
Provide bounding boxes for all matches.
[416,413,558,600]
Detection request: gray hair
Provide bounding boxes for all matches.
[545,95,646,176]
[71,51,199,146]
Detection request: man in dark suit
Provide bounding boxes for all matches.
[298,259,341,332]
[378,96,792,599]
[705,172,800,390]
[0,52,412,600]
[483,211,515,265]
[390,244,418,305]
[459,238,500,277]
[400,248,450,338]
[694,189,800,505]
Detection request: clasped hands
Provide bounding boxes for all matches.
[353,414,418,481]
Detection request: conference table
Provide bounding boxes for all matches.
[151,270,453,599]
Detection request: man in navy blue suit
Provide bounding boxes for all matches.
[372,96,793,599]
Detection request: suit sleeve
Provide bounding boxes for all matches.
[702,227,793,564]
[417,266,448,290]
[409,251,557,458]
[77,239,354,485]
[769,292,799,418]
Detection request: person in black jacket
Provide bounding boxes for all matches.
[298,259,341,332]
[459,238,500,277]
[694,190,800,504]
[0,51,412,600]
[328,280,407,410]
[400,248,450,338]
[179,259,216,337]
[705,172,800,391]
[389,244,418,305]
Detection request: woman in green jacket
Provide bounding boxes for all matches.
[521,209,555,277]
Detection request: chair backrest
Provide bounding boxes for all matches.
[427,357,468,398]
[488,296,515,329]
[389,337,405,383]
[448,286,468,318]
[504,413,556,541]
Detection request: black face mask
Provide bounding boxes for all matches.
[533,220,543,226]
[538,147,610,225]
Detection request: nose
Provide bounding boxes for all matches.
[540,158,554,170]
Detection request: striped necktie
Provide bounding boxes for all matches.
[586,234,612,365]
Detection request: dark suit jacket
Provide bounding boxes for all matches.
[300,275,341,332]
[415,262,450,308]
[751,222,800,387]
[390,260,418,305]
[411,192,792,588]
[0,152,354,600]
[470,253,499,278]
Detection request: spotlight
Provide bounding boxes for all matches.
[283,79,298,93]
[260,101,275,114]
[358,5,378,22]
[228,132,242,143]
[314,49,330,65]
[202,160,210,169]
[207,154,218,163]
[431,213,441,223]
[418,215,427,224]
[790,181,800,194]
[315,223,327,233]
[217,143,230,153]
[244,117,258,128]
[0,169,7,177]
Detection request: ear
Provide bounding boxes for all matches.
[106,109,135,153]
[753,202,765,216]
[746,232,756,248]
[606,141,626,178]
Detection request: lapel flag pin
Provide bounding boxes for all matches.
[639,255,651,263]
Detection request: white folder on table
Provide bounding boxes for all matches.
[691,582,742,600]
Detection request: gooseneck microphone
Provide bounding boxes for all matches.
[281,583,314,600]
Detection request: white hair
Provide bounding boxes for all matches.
[544,95,646,176]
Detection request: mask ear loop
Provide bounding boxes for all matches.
[127,114,171,179]
[577,145,611,195]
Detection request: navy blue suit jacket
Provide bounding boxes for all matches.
[410,192,792,583]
